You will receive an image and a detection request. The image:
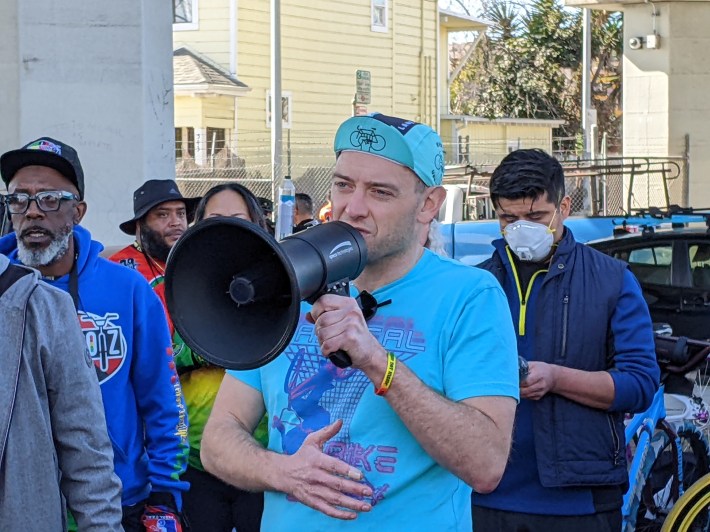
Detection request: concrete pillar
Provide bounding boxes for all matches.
[0,0,175,245]
[623,1,710,207]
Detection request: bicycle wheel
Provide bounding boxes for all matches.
[635,421,710,531]
[662,473,710,531]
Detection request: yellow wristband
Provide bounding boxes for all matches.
[375,352,397,396]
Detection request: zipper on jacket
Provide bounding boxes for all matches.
[560,294,569,359]
[506,247,548,336]
[606,414,621,464]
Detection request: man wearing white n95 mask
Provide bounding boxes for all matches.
[474,148,659,531]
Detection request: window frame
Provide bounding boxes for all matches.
[371,0,388,33]
[614,243,674,287]
[206,127,227,158]
[173,0,199,32]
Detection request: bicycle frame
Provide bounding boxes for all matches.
[623,384,669,522]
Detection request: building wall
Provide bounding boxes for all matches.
[174,0,440,179]
[174,1,232,67]
[443,120,555,166]
[667,3,710,204]
[439,26,450,118]
[623,1,710,207]
[0,1,20,158]
[0,0,175,245]
[175,96,205,127]
[175,95,236,129]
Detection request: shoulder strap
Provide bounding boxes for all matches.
[0,264,31,299]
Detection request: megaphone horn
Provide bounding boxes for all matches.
[165,218,367,370]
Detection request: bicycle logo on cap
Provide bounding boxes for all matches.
[350,126,386,152]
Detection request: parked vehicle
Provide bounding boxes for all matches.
[441,210,710,340]
[588,214,710,341]
[441,215,636,265]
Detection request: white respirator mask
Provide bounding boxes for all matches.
[503,211,557,262]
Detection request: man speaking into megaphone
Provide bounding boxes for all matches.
[200,114,520,530]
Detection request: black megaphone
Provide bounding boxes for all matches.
[164,217,367,370]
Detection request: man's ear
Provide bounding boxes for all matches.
[559,195,572,221]
[416,186,446,224]
[74,201,87,225]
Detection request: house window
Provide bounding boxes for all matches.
[173,0,199,31]
[175,128,182,160]
[206,127,226,157]
[266,91,292,129]
[371,0,388,33]
[175,127,195,159]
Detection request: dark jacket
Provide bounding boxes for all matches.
[480,229,659,487]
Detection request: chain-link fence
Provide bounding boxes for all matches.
[176,133,336,215]
[176,134,688,222]
[176,135,563,208]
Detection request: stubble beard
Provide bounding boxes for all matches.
[364,214,419,269]
[17,224,73,268]
[140,224,172,263]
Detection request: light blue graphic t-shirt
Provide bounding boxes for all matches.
[229,250,519,531]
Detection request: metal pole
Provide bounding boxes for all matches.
[582,8,592,158]
[271,0,283,203]
[287,128,292,178]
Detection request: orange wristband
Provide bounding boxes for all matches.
[375,352,397,396]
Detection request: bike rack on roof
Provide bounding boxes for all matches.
[612,206,710,237]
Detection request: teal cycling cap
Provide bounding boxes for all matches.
[334,113,445,186]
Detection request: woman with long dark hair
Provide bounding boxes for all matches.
[180,182,268,532]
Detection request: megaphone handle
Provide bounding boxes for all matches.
[324,280,353,368]
[329,350,353,368]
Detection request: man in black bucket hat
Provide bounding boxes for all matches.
[109,179,199,334]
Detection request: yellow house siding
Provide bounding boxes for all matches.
[175,0,440,194]
[392,0,438,124]
[202,96,236,129]
[439,29,450,117]
[175,95,235,129]
[175,96,203,128]
[506,125,552,150]
[173,1,232,67]
[233,0,439,137]
[441,120,558,165]
[235,2,270,135]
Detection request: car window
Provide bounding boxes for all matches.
[689,243,710,289]
[613,244,672,286]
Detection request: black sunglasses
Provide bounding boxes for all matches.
[356,290,392,321]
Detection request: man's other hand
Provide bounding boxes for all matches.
[520,361,558,400]
[281,419,373,520]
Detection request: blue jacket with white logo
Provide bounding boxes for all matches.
[0,225,189,508]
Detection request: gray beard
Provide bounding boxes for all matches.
[17,227,73,268]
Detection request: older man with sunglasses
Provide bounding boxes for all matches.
[201,114,520,531]
[0,137,189,531]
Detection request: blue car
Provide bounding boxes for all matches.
[441,212,710,340]
[440,215,624,265]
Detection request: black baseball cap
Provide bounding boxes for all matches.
[120,179,200,235]
[0,137,85,199]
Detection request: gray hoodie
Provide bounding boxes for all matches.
[0,254,123,531]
